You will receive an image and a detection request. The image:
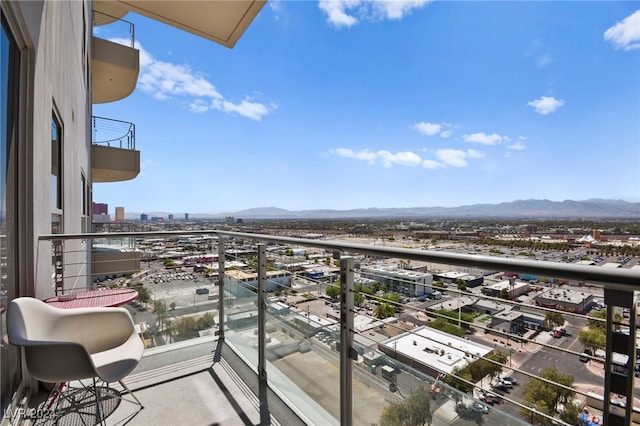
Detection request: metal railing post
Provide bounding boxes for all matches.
[340,256,355,426]
[217,237,225,340]
[603,288,637,426]
[257,244,267,381]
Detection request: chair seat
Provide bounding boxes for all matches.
[93,331,144,383]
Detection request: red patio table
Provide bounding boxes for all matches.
[45,288,138,309]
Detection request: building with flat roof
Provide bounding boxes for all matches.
[378,326,493,377]
[115,206,125,222]
[226,269,292,293]
[433,271,484,287]
[360,264,433,297]
[481,279,530,300]
[534,287,595,313]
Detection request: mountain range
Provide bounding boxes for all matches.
[130,199,640,220]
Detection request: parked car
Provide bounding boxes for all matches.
[498,379,513,388]
[471,402,489,414]
[501,376,517,385]
[579,348,593,363]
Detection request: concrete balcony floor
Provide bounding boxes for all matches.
[23,339,303,426]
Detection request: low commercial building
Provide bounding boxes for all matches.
[433,271,484,287]
[534,288,595,313]
[378,326,493,378]
[360,264,433,297]
[226,269,292,292]
[481,280,530,300]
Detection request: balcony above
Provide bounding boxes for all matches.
[92,36,139,104]
[93,0,266,48]
[91,116,140,183]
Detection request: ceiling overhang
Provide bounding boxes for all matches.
[94,0,266,48]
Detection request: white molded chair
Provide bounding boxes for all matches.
[7,297,144,424]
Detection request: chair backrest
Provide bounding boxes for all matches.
[7,297,128,382]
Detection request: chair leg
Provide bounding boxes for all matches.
[118,380,144,409]
[93,378,106,426]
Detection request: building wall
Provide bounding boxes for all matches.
[1,0,93,413]
[116,206,125,221]
[6,1,92,300]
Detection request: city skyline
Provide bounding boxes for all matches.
[93,1,640,214]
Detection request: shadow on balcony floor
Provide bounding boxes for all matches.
[105,340,303,426]
[21,340,304,426]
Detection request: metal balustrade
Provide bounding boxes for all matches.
[37,230,640,425]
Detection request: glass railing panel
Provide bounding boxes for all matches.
[92,10,135,47]
[223,276,259,369]
[264,276,340,425]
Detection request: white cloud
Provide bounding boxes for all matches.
[332,145,483,169]
[318,0,361,28]
[134,41,273,121]
[413,122,441,136]
[331,148,422,168]
[435,149,469,167]
[373,0,432,20]
[318,0,431,28]
[413,121,453,138]
[604,10,640,51]
[466,149,485,159]
[422,159,443,169]
[378,150,423,168]
[527,96,565,115]
[463,132,504,145]
[332,148,377,163]
[507,141,527,151]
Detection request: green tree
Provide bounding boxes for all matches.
[326,284,340,299]
[427,318,464,337]
[499,288,509,300]
[543,311,564,330]
[521,366,575,423]
[135,285,152,306]
[378,385,433,426]
[559,401,580,425]
[456,279,467,291]
[154,301,168,332]
[577,328,606,352]
[374,302,396,319]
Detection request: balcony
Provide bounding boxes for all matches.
[25,229,640,425]
[91,116,140,182]
[92,10,139,104]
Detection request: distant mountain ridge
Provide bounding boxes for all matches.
[131,199,640,219]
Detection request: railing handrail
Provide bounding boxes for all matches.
[39,229,640,289]
[91,116,135,149]
[92,10,135,48]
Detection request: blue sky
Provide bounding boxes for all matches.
[93,1,640,215]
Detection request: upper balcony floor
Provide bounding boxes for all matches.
[92,10,139,104]
[91,116,140,182]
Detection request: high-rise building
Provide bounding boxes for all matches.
[185,213,189,220]
[92,202,108,215]
[115,207,125,222]
[140,214,148,221]
[168,214,174,221]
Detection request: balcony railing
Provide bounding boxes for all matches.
[93,10,135,47]
[92,116,135,149]
[36,229,640,425]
